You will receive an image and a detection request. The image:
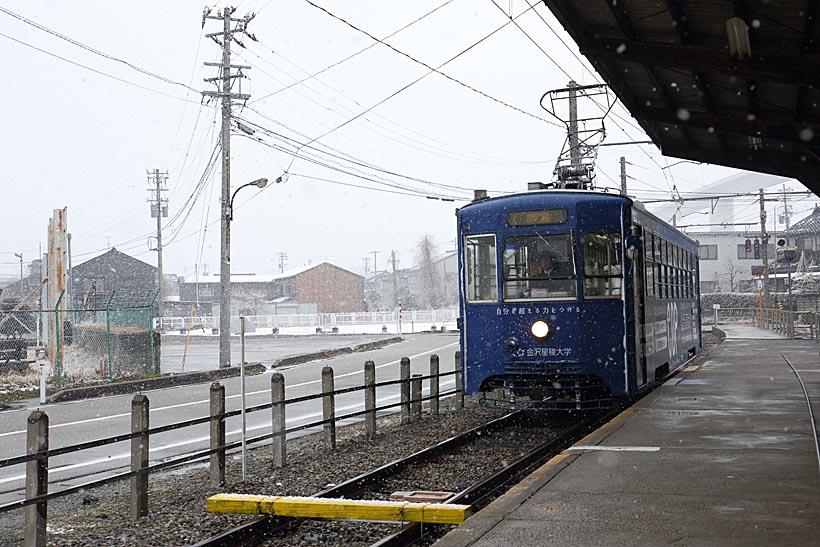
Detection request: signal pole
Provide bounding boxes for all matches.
[148,169,168,315]
[203,7,254,368]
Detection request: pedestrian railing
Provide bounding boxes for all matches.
[1,352,464,546]
[709,306,818,341]
[156,309,459,333]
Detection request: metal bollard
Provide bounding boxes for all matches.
[209,382,226,487]
[400,357,411,424]
[455,351,464,410]
[130,394,149,520]
[322,367,336,449]
[271,373,286,468]
[411,373,422,421]
[364,361,376,437]
[25,410,48,547]
[430,354,440,416]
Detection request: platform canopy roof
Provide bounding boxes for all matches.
[543,1,820,194]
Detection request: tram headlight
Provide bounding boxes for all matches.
[531,320,550,338]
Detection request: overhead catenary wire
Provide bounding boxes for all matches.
[300,0,561,135]
[251,0,458,105]
[240,43,552,167]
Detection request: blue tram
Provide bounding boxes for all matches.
[456,189,701,409]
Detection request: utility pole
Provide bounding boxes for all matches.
[277,251,288,273]
[371,251,379,274]
[148,169,168,316]
[619,156,627,195]
[568,80,580,168]
[203,7,254,368]
[759,188,769,302]
[362,257,370,275]
[66,234,72,308]
[782,184,791,232]
[390,251,399,307]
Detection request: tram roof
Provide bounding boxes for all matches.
[543,1,820,196]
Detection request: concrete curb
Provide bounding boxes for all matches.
[711,327,727,342]
[271,337,403,369]
[50,364,267,403]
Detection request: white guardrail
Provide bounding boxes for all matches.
[155,309,459,335]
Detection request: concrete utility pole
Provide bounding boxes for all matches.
[371,250,379,274]
[390,251,399,306]
[277,251,288,273]
[620,156,627,195]
[203,7,253,368]
[568,80,580,168]
[148,169,168,316]
[782,184,791,231]
[759,188,769,302]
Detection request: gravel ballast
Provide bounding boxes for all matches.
[0,400,502,547]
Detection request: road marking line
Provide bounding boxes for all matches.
[1,341,458,439]
[0,382,456,485]
[565,446,660,452]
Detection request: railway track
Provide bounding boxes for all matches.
[187,409,615,547]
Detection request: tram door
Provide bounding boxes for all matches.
[632,225,648,387]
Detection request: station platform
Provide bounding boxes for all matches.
[434,325,820,547]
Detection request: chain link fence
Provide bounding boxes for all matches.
[0,290,158,389]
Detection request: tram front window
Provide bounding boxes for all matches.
[502,233,576,301]
[465,234,498,302]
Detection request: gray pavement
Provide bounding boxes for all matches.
[435,325,820,547]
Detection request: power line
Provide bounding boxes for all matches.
[0,31,201,105]
[0,6,200,94]
[301,0,560,131]
[240,43,552,167]
[251,0,458,104]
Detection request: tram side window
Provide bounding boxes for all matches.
[501,233,577,301]
[583,232,622,298]
[644,233,655,297]
[465,235,498,302]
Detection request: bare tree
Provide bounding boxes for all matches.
[415,234,444,309]
[725,259,739,292]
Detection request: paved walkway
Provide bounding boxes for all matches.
[435,326,820,547]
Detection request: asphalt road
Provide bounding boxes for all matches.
[0,333,460,506]
[160,333,396,373]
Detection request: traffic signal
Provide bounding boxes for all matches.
[753,238,760,259]
[745,238,751,254]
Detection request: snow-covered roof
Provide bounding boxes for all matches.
[784,207,820,236]
[181,262,362,284]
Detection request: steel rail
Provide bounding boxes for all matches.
[782,354,820,478]
[185,411,523,547]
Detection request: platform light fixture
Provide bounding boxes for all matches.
[726,17,752,59]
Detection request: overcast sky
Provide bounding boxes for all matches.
[1,0,815,281]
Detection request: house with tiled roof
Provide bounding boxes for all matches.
[784,207,820,265]
[178,262,364,315]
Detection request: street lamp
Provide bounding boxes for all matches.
[219,177,268,368]
[13,253,23,296]
[228,178,268,220]
[661,160,701,170]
